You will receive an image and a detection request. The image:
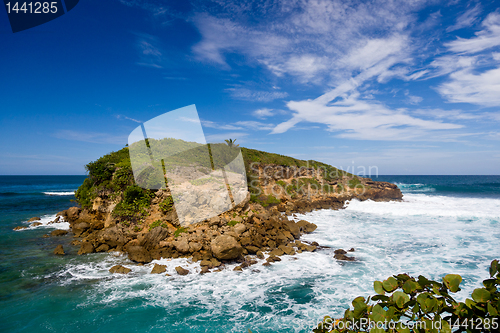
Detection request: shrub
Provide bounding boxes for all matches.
[159,196,174,213]
[174,226,188,238]
[348,177,362,189]
[314,260,500,333]
[149,219,168,231]
[112,185,154,222]
[228,220,240,226]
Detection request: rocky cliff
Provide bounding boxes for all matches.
[56,145,402,273]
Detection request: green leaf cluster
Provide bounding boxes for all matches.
[314,260,500,333]
[149,219,168,231]
[159,196,174,213]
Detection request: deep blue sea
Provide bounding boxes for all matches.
[1,175,499,333]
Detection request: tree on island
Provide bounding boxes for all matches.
[225,138,239,148]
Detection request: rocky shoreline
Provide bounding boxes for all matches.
[27,167,402,275]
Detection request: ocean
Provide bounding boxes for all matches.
[1,175,499,333]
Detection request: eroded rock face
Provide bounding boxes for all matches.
[151,264,167,274]
[51,229,68,237]
[140,227,169,251]
[78,241,94,255]
[211,235,243,260]
[126,245,152,263]
[53,245,64,255]
[109,265,131,274]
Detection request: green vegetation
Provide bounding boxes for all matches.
[159,196,174,213]
[149,219,168,231]
[225,138,239,148]
[250,194,281,207]
[348,177,362,189]
[112,185,154,222]
[227,220,240,226]
[75,139,357,215]
[314,260,500,333]
[174,226,188,238]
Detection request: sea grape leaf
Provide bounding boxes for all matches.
[490,260,499,277]
[403,279,418,294]
[383,277,398,292]
[488,302,498,316]
[393,291,410,309]
[443,274,462,292]
[471,288,491,303]
[374,281,385,295]
[370,304,387,322]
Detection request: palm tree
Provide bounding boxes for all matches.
[225,138,239,148]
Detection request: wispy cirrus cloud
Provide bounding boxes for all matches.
[446,4,482,32]
[226,88,288,102]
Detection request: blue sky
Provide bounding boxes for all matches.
[1,0,499,175]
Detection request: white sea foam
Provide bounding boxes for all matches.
[49,193,500,332]
[17,213,70,230]
[43,191,75,196]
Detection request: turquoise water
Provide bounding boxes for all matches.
[1,175,499,333]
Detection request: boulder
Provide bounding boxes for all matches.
[269,248,284,257]
[140,227,169,251]
[334,253,355,261]
[127,246,152,263]
[189,242,202,253]
[109,265,131,274]
[72,222,90,237]
[28,217,41,222]
[245,246,260,254]
[200,266,210,274]
[233,266,243,271]
[53,245,64,255]
[211,235,243,260]
[95,244,110,252]
[348,248,355,252]
[97,226,127,248]
[334,249,347,255]
[65,207,81,223]
[151,264,167,274]
[51,229,68,237]
[234,223,246,235]
[278,244,296,255]
[256,251,264,259]
[78,241,94,255]
[13,226,27,231]
[284,221,300,238]
[175,266,189,275]
[30,222,43,227]
[173,239,190,253]
[296,220,317,233]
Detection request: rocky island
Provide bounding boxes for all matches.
[52,144,402,274]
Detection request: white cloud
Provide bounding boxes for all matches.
[437,67,500,107]
[446,4,482,32]
[135,33,165,68]
[445,12,500,54]
[252,108,275,119]
[226,88,288,102]
[272,90,462,141]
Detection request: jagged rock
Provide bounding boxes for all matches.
[211,235,243,260]
[348,248,355,252]
[175,266,189,275]
[78,241,94,255]
[48,216,61,224]
[200,266,210,274]
[30,222,43,227]
[13,226,27,231]
[189,242,202,253]
[97,226,127,248]
[284,221,300,238]
[173,238,190,253]
[296,220,317,233]
[96,244,110,252]
[73,222,90,237]
[51,229,68,237]
[245,246,260,254]
[141,227,169,251]
[279,244,295,255]
[334,253,355,261]
[233,266,243,271]
[295,240,316,252]
[28,217,41,222]
[151,264,167,274]
[269,248,284,257]
[53,245,64,255]
[262,262,271,267]
[266,256,281,263]
[256,251,264,259]
[334,249,347,255]
[109,265,131,274]
[71,239,82,246]
[127,246,152,263]
[234,223,246,235]
[210,258,221,267]
[65,207,81,223]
